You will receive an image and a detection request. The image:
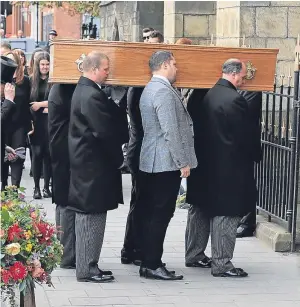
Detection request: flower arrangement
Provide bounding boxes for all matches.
[1,186,63,307]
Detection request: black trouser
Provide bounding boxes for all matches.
[138,170,181,270]
[31,142,51,189]
[1,159,24,189]
[121,172,143,260]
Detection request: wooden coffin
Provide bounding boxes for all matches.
[49,39,278,91]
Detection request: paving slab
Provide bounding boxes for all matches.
[14,157,300,307]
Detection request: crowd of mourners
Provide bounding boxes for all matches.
[1,27,262,283]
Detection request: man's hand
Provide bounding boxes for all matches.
[180,165,190,178]
[4,83,15,102]
[5,146,16,161]
[30,101,41,111]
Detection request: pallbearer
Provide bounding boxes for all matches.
[68,51,125,283]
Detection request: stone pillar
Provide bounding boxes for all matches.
[164,1,216,45]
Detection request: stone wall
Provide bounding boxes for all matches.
[164,1,216,44]
[99,1,164,42]
[216,1,300,83]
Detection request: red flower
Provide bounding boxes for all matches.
[35,222,55,244]
[9,261,27,281]
[1,269,12,284]
[7,224,23,242]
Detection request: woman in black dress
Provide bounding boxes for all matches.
[1,51,31,189]
[29,51,52,199]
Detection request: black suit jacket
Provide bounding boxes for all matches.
[186,78,256,217]
[48,84,76,206]
[126,87,144,174]
[68,76,125,214]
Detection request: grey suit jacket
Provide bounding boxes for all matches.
[139,76,197,173]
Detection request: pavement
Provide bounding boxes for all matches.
[15,157,300,307]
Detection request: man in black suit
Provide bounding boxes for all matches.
[68,51,127,283]
[48,83,77,269]
[120,86,144,265]
[120,31,164,265]
[186,59,254,278]
[1,56,18,180]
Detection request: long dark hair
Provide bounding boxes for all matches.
[30,52,50,102]
[28,47,44,76]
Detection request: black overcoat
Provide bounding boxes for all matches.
[186,79,257,217]
[238,90,262,163]
[126,87,144,174]
[48,84,76,206]
[68,77,125,214]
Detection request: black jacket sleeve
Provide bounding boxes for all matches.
[1,99,15,123]
[81,93,124,168]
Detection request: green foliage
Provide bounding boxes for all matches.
[12,1,102,17]
[1,186,63,306]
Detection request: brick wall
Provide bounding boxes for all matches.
[41,5,81,40]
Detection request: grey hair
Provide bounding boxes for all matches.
[82,51,109,72]
[149,51,174,72]
[222,59,242,74]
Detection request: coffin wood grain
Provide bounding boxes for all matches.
[49,39,278,91]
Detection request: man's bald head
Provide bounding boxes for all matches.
[222,58,246,89]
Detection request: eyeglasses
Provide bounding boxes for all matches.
[143,36,150,40]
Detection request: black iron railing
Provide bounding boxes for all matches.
[256,70,300,250]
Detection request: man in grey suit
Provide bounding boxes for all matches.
[138,51,197,281]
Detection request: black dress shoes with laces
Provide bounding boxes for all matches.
[42,188,52,198]
[212,268,248,278]
[77,274,114,283]
[33,187,42,199]
[99,269,113,276]
[140,266,183,280]
[139,266,175,276]
[185,256,212,268]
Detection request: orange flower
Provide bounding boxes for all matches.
[32,267,44,278]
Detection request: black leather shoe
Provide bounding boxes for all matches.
[139,265,175,276]
[213,268,248,278]
[33,187,42,199]
[236,225,255,238]
[186,256,212,268]
[43,188,52,198]
[141,266,183,281]
[77,274,114,283]
[99,269,113,276]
